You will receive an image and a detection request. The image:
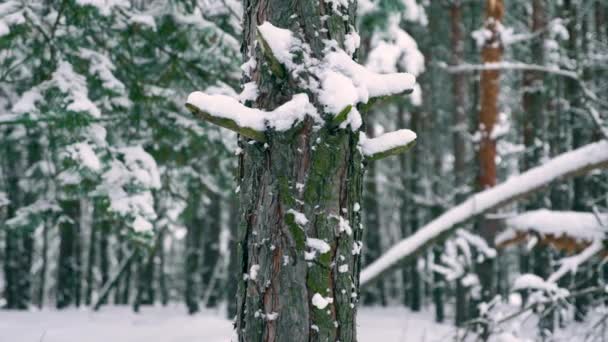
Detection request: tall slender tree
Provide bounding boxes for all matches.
[476,0,504,305]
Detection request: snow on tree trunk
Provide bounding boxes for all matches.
[185,1,416,340]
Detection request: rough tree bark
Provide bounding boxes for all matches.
[185,0,416,340]
[235,3,363,339]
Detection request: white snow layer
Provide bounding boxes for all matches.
[344,32,361,56]
[66,142,102,172]
[311,293,333,309]
[189,22,416,133]
[132,215,153,233]
[360,140,608,285]
[249,264,260,281]
[76,0,129,16]
[307,238,331,254]
[257,21,300,70]
[359,129,417,157]
[323,50,416,105]
[288,209,309,226]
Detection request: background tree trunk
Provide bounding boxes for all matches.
[476,0,504,308]
[362,123,386,307]
[56,200,81,309]
[450,0,471,326]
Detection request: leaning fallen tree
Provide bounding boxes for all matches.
[361,140,608,286]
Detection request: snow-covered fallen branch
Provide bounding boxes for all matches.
[360,140,608,286]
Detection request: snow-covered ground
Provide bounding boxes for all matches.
[0,306,454,342]
[2,305,605,341]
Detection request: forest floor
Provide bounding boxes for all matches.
[0,305,453,342]
[1,304,605,341]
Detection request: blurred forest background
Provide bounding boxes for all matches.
[0,0,607,340]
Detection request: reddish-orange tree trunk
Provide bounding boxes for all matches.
[477,0,504,306]
[478,0,504,190]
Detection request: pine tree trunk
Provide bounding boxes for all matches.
[99,218,110,305]
[227,194,240,318]
[476,0,504,307]
[408,110,421,312]
[450,0,467,193]
[120,246,133,305]
[184,189,203,314]
[56,200,81,309]
[520,2,554,334]
[361,124,386,307]
[85,202,99,306]
[38,220,48,308]
[397,107,409,308]
[450,0,470,325]
[568,2,594,322]
[158,229,169,306]
[2,137,24,309]
[201,190,222,308]
[432,246,444,323]
[234,1,364,340]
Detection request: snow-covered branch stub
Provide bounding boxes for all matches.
[185,92,319,142]
[359,129,417,161]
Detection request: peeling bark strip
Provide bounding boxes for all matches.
[183,1,416,341]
